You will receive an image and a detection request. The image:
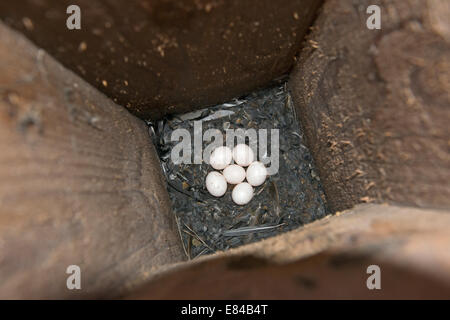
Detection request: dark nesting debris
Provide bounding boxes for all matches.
[149,84,329,259]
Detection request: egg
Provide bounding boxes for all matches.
[232,144,254,167]
[246,161,267,186]
[205,171,227,197]
[223,164,246,184]
[232,182,254,205]
[209,146,232,170]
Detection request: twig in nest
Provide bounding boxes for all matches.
[193,247,209,259]
[175,216,190,260]
[167,182,205,203]
[223,223,285,237]
[269,180,280,218]
[183,223,214,252]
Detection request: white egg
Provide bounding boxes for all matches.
[209,146,233,170]
[223,164,246,184]
[246,161,267,186]
[205,171,227,197]
[232,182,254,205]
[232,144,254,167]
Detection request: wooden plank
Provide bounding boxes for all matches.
[289,0,450,211]
[0,23,184,299]
[128,204,450,299]
[1,0,322,119]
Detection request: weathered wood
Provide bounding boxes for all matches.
[0,23,184,299]
[289,0,450,211]
[128,204,450,299]
[1,0,322,119]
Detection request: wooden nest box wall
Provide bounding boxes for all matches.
[0,0,449,299]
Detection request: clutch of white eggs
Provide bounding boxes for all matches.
[205,144,267,205]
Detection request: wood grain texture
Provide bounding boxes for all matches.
[0,0,322,120]
[0,23,184,299]
[128,204,450,299]
[289,0,450,211]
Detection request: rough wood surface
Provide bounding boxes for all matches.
[0,23,184,299]
[289,0,450,211]
[128,204,450,299]
[1,0,322,120]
